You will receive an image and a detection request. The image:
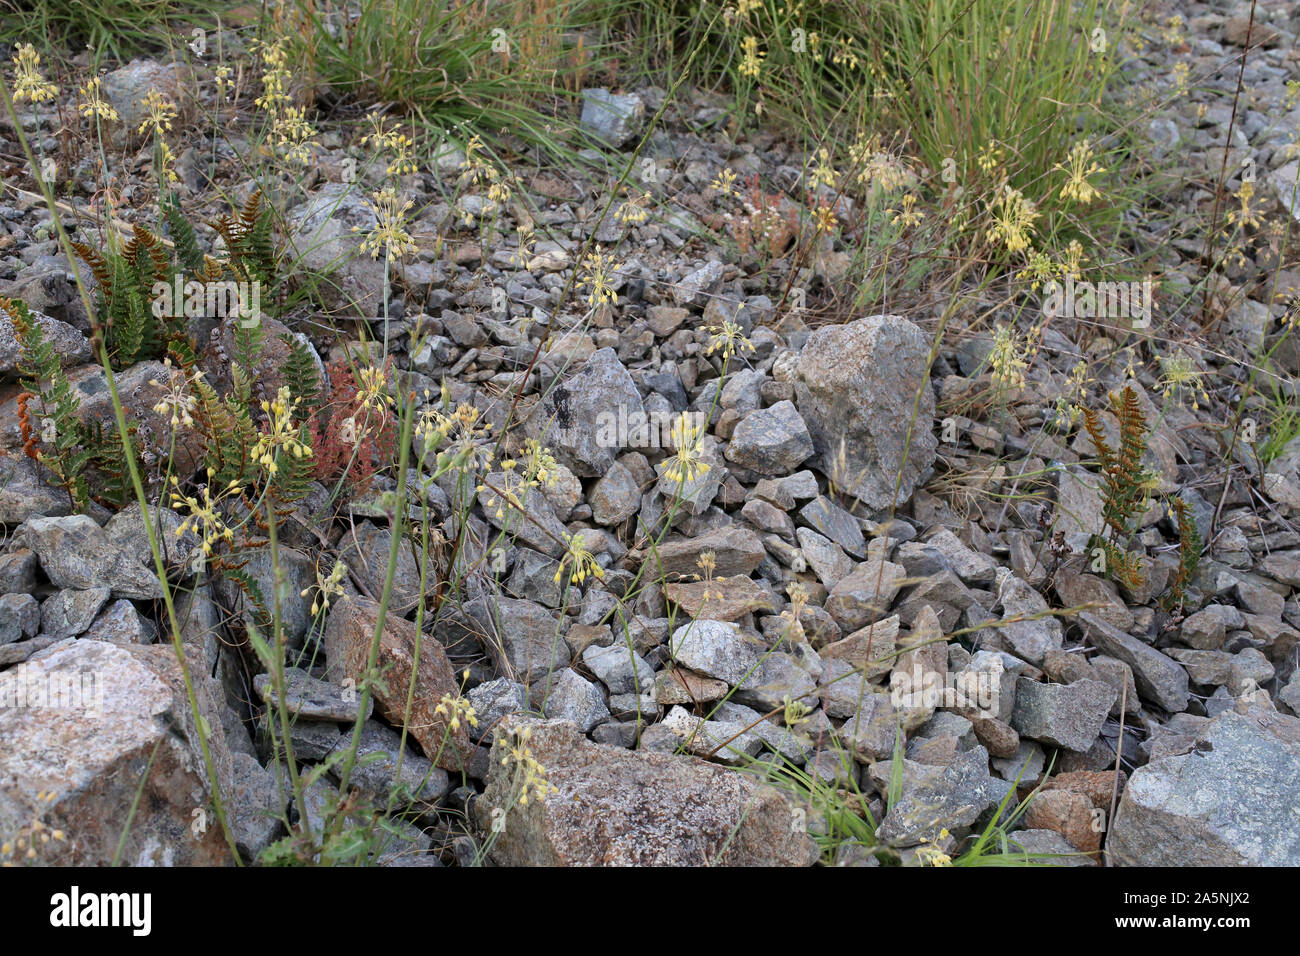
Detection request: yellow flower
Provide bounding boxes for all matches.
[253,386,312,477]
[888,192,924,229]
[710,168,739,197]
[554,531,605,586]
[274,105,317,166]
[661,412,710,485]
[807,148,838,191]
[78,77,118,122]
[1225,180,1261,229]
[356,187,417,259]
[1057,139,1105,204]
[11,44,57,104]
[986,185,1038,254]
[976,143,1005,175]
[170,470,242,556]
[738,36,765,79]
[705,317,754,359]
[579,251,620,308]
[137,88,177,137]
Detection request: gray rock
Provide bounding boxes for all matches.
[476,717,819,865]
[734,651,818,712]
[871,746,1004,846]
[661,704,763,764]
[81,599,156,645]
[253,666,373,722]
[1078,612,1189,712]
[0,592,39,644]
[1109,710,1300,865]
[652,523,766,579]
[582,642,655,695]
[0,307,89,376]
[338,521,423,611]
[543,665,613,733]
[668,618,769,686]
[468,596,571,684]
[527,348,644,477]
[40,587,110,640]
[23,514,162,600]
[672,260,724,306]
[0,549,37,594]
[590,459,641,525]
[796,528,854,590]
[212,542,314,650]
[1011,678,1117,751]
[1181,604,1243,650]
[287,182,387,313]
[477,471,569,558]
[580,88,645,148]
[0,455,71,524]
[793,315,937,510]
[725,400,814,475]
[993,567,1063,664]
[825,558,905,631]
[468,677,530,743]
[799,495,866,557]
[342,720,450,805]
[1008,828,1094,865]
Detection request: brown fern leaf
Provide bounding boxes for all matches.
[70,241,113,295]
[1082,406,1115,477]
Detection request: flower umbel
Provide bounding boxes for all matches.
[357,187,417,260]
[554,531,605,586]
[11,44,57,104]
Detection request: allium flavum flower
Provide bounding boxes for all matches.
[362,111,417,176]
[738,36,765,79]
[500,725,558,806]
[988,323,1036,391]
[434,693,479,734]
[705,317,754,359]
[1159,353,1210,410]
[11,44,57,104]
[357,187,417,259]
[554,531,604,586]
[1226,181,1261,229]
[78,77,118,122]
[170,470,241,556]
[137,88,177,137]
[302,560,348,615]
[149,359,203,427]
[254,36,292,114]
[807,148,838,191]
[888,192,924,229]
[275,105,317,166]
[579,251,620,308]
[986,185,1038,254]
[710,168,739,197]
[1057,139,1105,204]
[662,412,710,485]
[253,386,312,476]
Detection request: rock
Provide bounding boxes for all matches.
[0,454,70,524]
[0,307,89,376]
[1078,612,1189,713]
[104,506,199,577]
[1181,603,1243,650]
[994,567,1062,664]
[825,558,904,631]
[467,595,571,683]
[661,704,761,765]
[672,260,724,307]
[23,514,162,600]
[338,521,423,610]
[477,470,569,558]
[799,495,866,558]
[653,667,730,705]
[287,182,387,313]
[725,401,814,475]
[651,524,766,579]
[322,595,473,771]
[343,720,450,805]
[841,689,904,761]
[211,542,314,650]
[793,315,937,510]
[796,528,854,589]
[579,88,645,148]
[1108,710,1300,866]
[227,752,283,859]
[1023,789,1100,854]
[664,576,776,621]
[539,668,609,733]
[0,549,37,594]
[870,746,1004,846]
[1008,828,1094,865]
[526,348,644,477]
[735,651,818,712]
[467,678,529,743]
[1011,678,1116,751]
[253,666,373,722]
[476,717,819,865]
[0,592,39,644]
[101,59,190,143]
[589,459,641,525]
[76,596,157,645]
[820,615,899,679]
[582,643,654,696]
[668,619,765,685]
[1055,573,1134,632]
[0,639,239,865]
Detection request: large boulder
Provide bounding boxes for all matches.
[476,717,819,865]
[793,315,936,510]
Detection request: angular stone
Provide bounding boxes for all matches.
[40,587,110,640]
[1011,677,1116,751]
[664,576,776,621]
[825,559,904,631]
[322,595,473,771]
[669,619,765,685]
[23,514,162,600]
[1078,612,1189,713]
[253,666,373,722]
[793,315,937,510]
[476,717,819,865]
[725,400,814,475]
